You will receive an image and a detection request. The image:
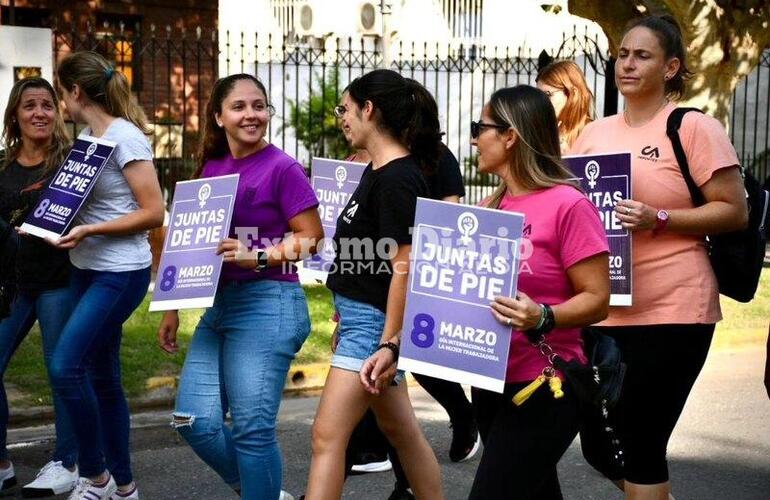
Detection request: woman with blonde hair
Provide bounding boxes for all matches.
[467,85,610,498]
[536,60,595,152]
[0,77,80,497]
[48,51,164,500]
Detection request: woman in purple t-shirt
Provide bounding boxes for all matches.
[157,74,322,500]
[467,85,610,499]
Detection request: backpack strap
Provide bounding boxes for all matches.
[666,107,706,206]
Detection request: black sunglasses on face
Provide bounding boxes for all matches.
[470,120,508,139]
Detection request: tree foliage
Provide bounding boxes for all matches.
[282,68,350,163]
[568,0,770,125]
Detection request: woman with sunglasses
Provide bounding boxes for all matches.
[304,69,443,500]
[158,74,322,500]
[467,85,610,499]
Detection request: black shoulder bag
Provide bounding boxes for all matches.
[666,107,769,303]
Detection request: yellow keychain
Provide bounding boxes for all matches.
[513,372,564,406]
[549,375,564,399]
[512,375,547,406]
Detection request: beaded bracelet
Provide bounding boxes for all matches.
[377,341,400,360]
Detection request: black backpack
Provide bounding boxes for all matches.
[666,107,769,303]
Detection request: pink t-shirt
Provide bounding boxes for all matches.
[571,104,739,326]
[495,184,609,383]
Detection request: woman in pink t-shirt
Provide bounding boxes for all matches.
[571,15,748,500]
[467,85,610,499]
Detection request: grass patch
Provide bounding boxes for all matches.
[713,268,769,348]
[5,285,335,406]
[5,271,767,406]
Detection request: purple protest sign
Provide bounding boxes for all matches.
[20,136,116,240]
[564,152,632,306]
[398,198,525,393]
[302,157,366,282]
[149,174,239,311]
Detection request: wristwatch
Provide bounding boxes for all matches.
[652,209,669,236]
[253,249,269,272]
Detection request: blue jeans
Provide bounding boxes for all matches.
[49,267,150,485]
[174,280,311,500]
[332,294,404,384]
[0,288,78,467]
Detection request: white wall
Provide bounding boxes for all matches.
[0,26,54,127]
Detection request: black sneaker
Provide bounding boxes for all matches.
[349,451,392,475]
[449,417,481,462]
[387,484,415,500]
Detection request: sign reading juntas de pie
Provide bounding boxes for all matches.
[563,152,632,306]
[303,157,366,281]
[398,198,525,393]
[20,136,116,240]
[149,174,239,311]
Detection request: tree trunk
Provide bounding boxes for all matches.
[568,0,770,129]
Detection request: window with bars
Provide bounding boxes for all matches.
[94,13,143,91]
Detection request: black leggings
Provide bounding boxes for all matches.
[344,375,473,488]
[468,381,580,500]
[580,323,714,485]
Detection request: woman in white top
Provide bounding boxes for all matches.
[48,51,164,500]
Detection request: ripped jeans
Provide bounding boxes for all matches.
[173,280,310,500]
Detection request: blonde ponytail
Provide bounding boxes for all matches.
[58,51,150,134]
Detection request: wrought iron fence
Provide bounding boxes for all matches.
[52,26,770,204]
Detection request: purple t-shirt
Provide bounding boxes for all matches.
[201,144,318,282]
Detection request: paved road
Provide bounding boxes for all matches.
[6,347,770,499]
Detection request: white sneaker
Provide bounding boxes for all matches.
[0,462,16,492]
[350,457,393,474]
[22,460,78,497]
[110,485,139,499]
[67,475,117,500]
[279,491,295,500]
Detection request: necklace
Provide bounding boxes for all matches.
[623,99,669,127]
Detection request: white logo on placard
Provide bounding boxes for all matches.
[198,183,212,207]
[322,242,336,260]
[84,142,98,162]
[457,211,479,245]
[335,166,348,189]
[585,160,600,189]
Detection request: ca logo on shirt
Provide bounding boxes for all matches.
[639,145,660,162]
[343,200,359,223]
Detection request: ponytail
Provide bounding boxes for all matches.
[347,70,442,175]
[104,70,150,133]
[58,51,150,133]
[404,79,441,176]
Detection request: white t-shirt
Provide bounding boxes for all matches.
[70,118,154,272]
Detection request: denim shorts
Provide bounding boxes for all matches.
[331,293,404,384]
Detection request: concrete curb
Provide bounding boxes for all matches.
[10,330,767,427]
[9,362,333,427]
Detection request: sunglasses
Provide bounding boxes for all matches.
[470,120,508,139]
